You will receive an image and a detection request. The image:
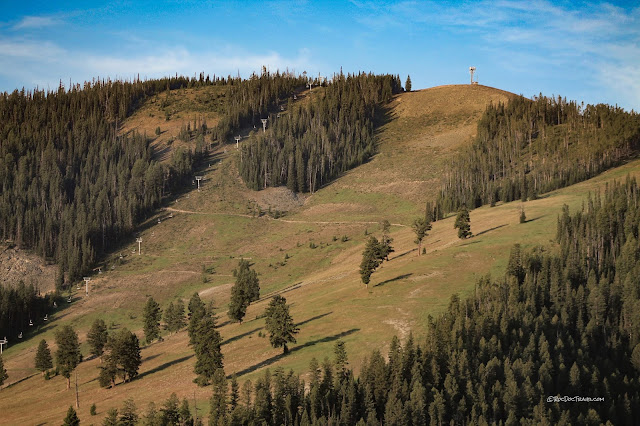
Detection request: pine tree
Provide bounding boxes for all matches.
[230,374,240,409]
[103,408,119,426]
[228,260,260,323]
[99,328,141,387]
[62,406,80,426]
[209,368,228,425]
[178,399,192,425]
[412,217,431,256]
[228,281,249,324]
[379,220,394,261]
[0,354,7,386]
[87,318,108,360]
[164,302,176,332]
[454,207,472,239]
[359,236,386,288]
[35,339,53,375]
[188,292,206,346]
[142,403,159,426]
[119,398,139,426]
[143,297,162,344]
[405,75,412,92]
[173,299,186,331]
[193,316,224,386]
[55,325,81,389]
[264,295,299,354]
[161,393,180,425]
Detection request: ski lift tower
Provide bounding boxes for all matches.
[0,337,7,354]
[469,66,477,85]
[136,237,142,255]
[261,118,268,133]
[235,136,241,149]
[195,176,203,191]
[83,277,91,296]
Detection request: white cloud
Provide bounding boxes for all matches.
[0,36,317,92]
[13,16,61,30]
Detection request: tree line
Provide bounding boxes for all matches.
[437,94,640,212]
[238,72,403,193]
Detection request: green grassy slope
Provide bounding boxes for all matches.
[3,84,633,424]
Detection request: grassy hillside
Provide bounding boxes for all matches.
[3,84,631,424]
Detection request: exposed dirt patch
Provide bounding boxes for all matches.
[0,245,56,292]
[249,186,306,212]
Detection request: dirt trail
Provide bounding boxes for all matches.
[164,207,407,227]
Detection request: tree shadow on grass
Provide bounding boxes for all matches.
[137,354,194,380]
[474,224,508,237]
[295,312,332,328]
[524,216,543,223]
[222,327,263,346]
[375,274,412,287]
[391,248,417,260]
[230,328,360,379]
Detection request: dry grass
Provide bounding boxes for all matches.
[4,84,635,425]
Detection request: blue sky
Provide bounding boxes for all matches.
[0,0,639,110]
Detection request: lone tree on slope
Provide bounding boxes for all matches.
[143,297,162,344]
[265,295,299,354]
[55,325,82,389]
[35,339,53,376]
[412,217,432,256]
[359,236,387,288]
[228,259,260,323]
[405,75,412,92]
[454,206,472,239]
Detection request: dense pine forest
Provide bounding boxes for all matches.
[211,69,308,143]
[0,77,210,283]
[438,95,640,211]
[238,73,402,192]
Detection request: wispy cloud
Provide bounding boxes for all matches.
[0,36,317,91]
[352,0,640,109]
[13,16,61,30]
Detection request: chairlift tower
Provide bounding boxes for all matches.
[235,136,241,149]
[261,118,268,133]
[136,237,142,255]
[83,277,91,295]
[195,176,203,191]
[469,66,477,85]
[0,337,7,354]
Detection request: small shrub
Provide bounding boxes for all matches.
[422,248,426,255]
[332,236,338,242]
[520,209,526,223]
[155,126,161,135]
[309,242,317,249]
[90,403,97,416]
[341,235,349,242]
